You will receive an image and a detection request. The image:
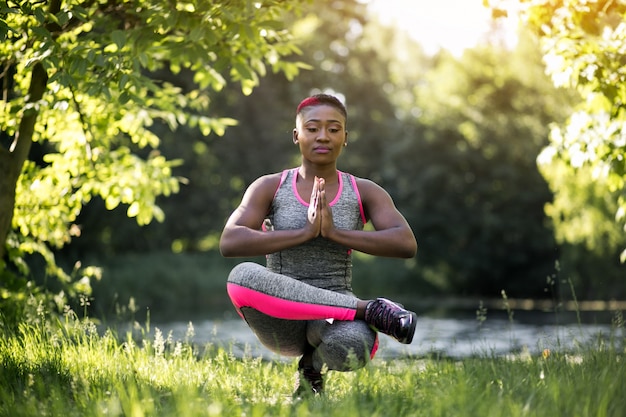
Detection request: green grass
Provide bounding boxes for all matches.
[0,314,624,417]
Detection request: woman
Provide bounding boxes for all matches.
[220,93,418,396]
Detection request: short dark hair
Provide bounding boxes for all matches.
[296,94,347,121]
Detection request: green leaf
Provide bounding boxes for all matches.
[233,60,254,80]
[105,196,120,210]
[33,7,45,24]
[0,20,15,41]
[111,30,126,49]
[55,10,71,26]
[259,20,285,30]
[31,26,52,39]
[127,202,140,218]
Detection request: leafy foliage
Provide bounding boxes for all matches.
[3,0,623,325]
[491,0,626,262]
[68,1,612,306]
[0,0,306,320]
[386,37,576,296]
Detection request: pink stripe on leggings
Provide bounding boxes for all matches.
[371,335,379,359]
[227,283,357,321]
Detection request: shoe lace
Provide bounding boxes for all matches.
[368,300,400,331]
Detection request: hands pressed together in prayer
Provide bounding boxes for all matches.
[306,177,335,239]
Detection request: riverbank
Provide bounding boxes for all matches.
[407,296,626,312]
[116,297,625,361]
[150,313,621,361]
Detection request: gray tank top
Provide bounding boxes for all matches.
[265,168,366,292]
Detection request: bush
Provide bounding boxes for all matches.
[90,251,263,322]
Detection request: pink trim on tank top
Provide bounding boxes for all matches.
[227,283,357,321]
[265,169,292,229]
[274,169,290,199]
[292,168,343,207]
[349,174,367,225]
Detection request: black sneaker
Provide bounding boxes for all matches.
[293,366,324,397]
[364,298,417,344]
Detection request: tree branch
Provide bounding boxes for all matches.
[68,83,94,162]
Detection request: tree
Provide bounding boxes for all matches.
[537,156,626,298]
[488,0,626,264]
[0,0,305,316]
[65,0,416,256]
[389,37,576,298]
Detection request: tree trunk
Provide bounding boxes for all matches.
[0,63,48,261]
[0,149,18,262]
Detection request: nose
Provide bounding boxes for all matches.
[316,128,329,140]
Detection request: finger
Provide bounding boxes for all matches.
[311,176,318,199]
[311,177,320,212]
[318,188,334,238]
[308,178,319,219]
[308,199,316,219]
[314,178,323,210]
[319,188,326,208]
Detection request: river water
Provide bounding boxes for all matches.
[150,310,622,360]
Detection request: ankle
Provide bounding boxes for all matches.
[298,351,314,369]
[355,300,371,320]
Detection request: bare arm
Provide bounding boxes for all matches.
[219,174,320,257]
[319,178,417,258]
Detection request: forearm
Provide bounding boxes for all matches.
[219,225,314,257]
[325,227,417,258]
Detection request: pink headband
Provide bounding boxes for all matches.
[296,97,321,113]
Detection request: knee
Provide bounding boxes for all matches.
[315,332,375,371]
[343,335,375,369]
[323,345,370,372]
[342,346,370,371]
[227,262,260,284]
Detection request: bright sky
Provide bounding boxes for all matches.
[366,0,518,55]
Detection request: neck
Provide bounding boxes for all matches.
[297,162,338,183]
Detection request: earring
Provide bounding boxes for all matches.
[343,142,348,147]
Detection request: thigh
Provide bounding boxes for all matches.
[240,307,308,357]
[227,262,358,315]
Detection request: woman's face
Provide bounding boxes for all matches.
[293,104,347,164]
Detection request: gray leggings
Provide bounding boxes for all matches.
[227,262,378,372]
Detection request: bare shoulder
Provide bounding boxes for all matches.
[227,172,284,227]
[353,176,390,199]
[249,172,283,193]
[241,172,284,205]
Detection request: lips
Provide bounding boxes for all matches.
[313,147,331,153]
